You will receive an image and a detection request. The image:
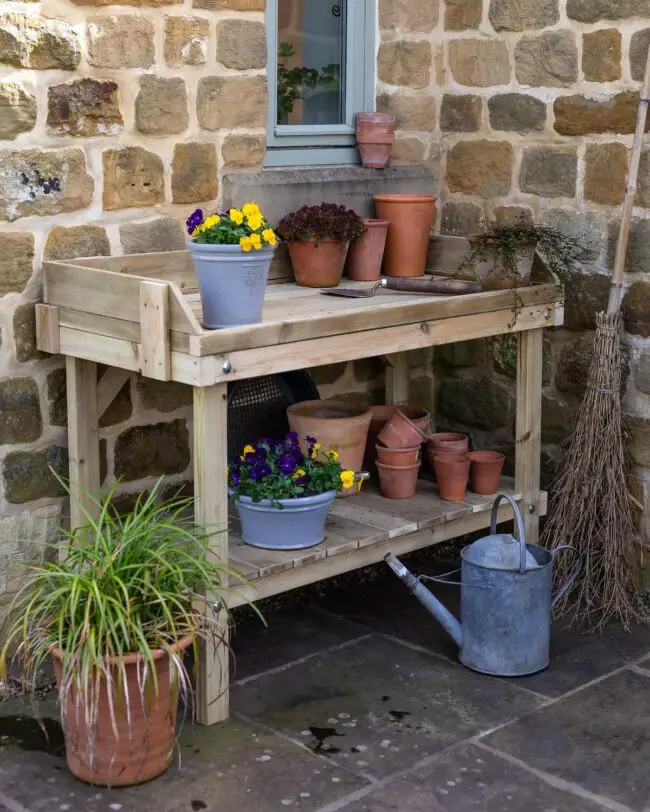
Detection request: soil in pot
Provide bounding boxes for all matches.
[376,443,421,466]
[288,239,349,288]
[434,453,470,503]
[374,194,436,278]
[469,450,506,496]
[378,407,427,449]
[52,635,193,786]
[377,460,421,499]
[346,219,389,281]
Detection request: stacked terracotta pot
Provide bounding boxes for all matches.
[374,407,430,499]
[355,113,395,169]
[426,433,506,502]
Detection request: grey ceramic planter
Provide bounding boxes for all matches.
[233,490,337,550]
[188,242,274,329]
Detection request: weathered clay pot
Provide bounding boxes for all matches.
[52,635,193,787]
[356,113,395,169]
[426,432,469,469]
[287,238,349,288]
[377,460,421,499]
[376,443,421,466]
[346,219,389,281]
[469,450,506,496]
[374,194,436,278]
[287,400,372,497]
[470,237,536,290]
[364,405,431,474]
[434,453,470,503]
[378,408,427,449]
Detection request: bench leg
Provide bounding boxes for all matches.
[193,383,230,725]
[515,329,543,543]
[384,352,410,405]
[66,357,100,530]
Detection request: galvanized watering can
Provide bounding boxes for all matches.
[385,494,581,677]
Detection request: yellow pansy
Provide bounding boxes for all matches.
[262,228,277,247]
[242,202,260,218]
[191,226,202,238]
[326,449,339,461]
[247,212,263,231]
[292,468,306,480]
[230,208,244,225]
[203,214,221,229]
[340,470,356,490]
[243,445,255,455]
[310,442,321,459]
[240,236,253,252]
[250,232,262,250]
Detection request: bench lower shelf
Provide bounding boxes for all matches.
[226,478,547,608]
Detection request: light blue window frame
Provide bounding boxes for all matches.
[265,0,377,166]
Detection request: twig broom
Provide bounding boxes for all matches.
[541,48,650,630]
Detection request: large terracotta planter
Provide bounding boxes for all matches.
[374,194,436,278]
[287,239,349,288]
[52,635,193,786]
[356,113,395,169]
[287,400,372,497]
[346,219,389,281]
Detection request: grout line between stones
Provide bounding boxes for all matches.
[0,791,32,812]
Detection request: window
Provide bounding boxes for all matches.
[266,0,376,166]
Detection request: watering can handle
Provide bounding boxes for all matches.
[551,545,582,608]
[490,493,527,574]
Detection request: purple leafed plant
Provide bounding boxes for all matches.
[277,203,365,245]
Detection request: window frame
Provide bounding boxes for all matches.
[265,0,377,167]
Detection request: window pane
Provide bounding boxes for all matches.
[277,0,346,126]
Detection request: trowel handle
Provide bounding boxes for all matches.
[551,545,582,608]
[490,494,527,574]
[381,278,482,295]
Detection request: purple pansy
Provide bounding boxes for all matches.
[277,454,297,475]
[250,461,271,481]
[186,209,204,235]
[230,469,241,487]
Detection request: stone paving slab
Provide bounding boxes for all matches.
[483,668,650,811]
[232,634,544,780]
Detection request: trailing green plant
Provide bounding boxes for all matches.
[277,42,340,122]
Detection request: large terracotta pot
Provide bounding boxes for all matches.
[287,400,372,497]
[374,194,436,278]
[52,634,193,787]
[346,219,389,281]
[287,238,349,288]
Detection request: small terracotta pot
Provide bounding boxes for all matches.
[427,432,469,454]
[376,443,421,466]
[434,453,470,503]
[346,219,389,281]
[377,460,421,499]
[364,405,431,474]
[374,194,436,278]
[287,238,349,288]
[377,407,427,449]
[356,113,395,169]
[469,450,506,496]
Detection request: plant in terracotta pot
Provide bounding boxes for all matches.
[0,479,240,787]
[355,112,395,169]
[187,203,277,329]
[277,203,365,288]
[229,432,362,549]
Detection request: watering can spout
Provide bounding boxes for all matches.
[384,553,463,649]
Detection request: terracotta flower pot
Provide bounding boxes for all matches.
[356,113,395,169]
[376,460,421,499]
[287,399,372,497]
[374,194,436,278]
[469,450,506,496]
[364,405,430,474]
[376,443,421,466]
[52,635,193,786]
[377,407,427,449]
[287,238,349,288]
[346,219,389,281]
[434,453,470,503]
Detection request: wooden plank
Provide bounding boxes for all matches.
[384,352,409,405]
[66,357,100,531]
[97,368,131,419]
[139,280,171,381]
[35,304,60,354]
[193,383,229,726]
[515,329,543,543]
[57,308,190,353]
[329,499,412,539]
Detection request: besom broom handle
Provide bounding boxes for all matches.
[608,45,650,315]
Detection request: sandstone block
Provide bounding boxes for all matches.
[542,393,577,444]
[608,219,650,275]
[13,304,44,363]
[309,364,347,386]
[70,0,180,5]
[47,78,122,138]
[554,92,643,136]
[103,146,164,211]
[3,446,67,504]
[135,76,188,136]
[630,29,650,82]
[495,206,533,225]
[583,29,621,82]
[194,0,264,7]
[585,143,627,205]
[563,271,610,331]
[519,146,577,197]
[635,354,650,394]
[377,41,431,89]
[164,15,208,66]
[87,15,154,69]
[449,39,510,87]
[137,378,192,412]
[376,93,436,130]
[0,233,34,295]
[0,378,41,444]
[440,201,483,236]
[0,148,93,222]
[0,13,80,70]
[222,134,266,171]
[391,136,428,163]
[216,19,266,70]
[114,419,190,481]
[515,31,578,87]
[120,218,186,254]
[445,0,483,30]
[0,83,36,140]
[440,94,482,132]
[380,0,439,31]
[488,93,546,133]
[447,140,513,197]
[555,335,594,397]
[623,281,650,337]
[439,377,514,430]
[636,149,650,208]
[489,0,559,31]
[44,225,109,261]
[627,416,650,468]
[197,76,267,130]
[172,142,218,203]
[47,365,131,429]
[541,209,607,253]
[567,0,650,22]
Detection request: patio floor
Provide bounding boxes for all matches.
[2,573,650,812]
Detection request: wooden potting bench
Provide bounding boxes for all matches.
[35,236,562,726]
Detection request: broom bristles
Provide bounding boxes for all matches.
[542,311,642,630]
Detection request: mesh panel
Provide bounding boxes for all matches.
[227,375,294,461]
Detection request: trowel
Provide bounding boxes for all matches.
[321,277,481,298]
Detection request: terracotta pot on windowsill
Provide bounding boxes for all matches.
[356,112,395,169]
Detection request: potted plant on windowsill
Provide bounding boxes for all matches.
[229,432,364,550]
[0,480,246,788]
[277,203,365,288]
[187,204,277,329]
